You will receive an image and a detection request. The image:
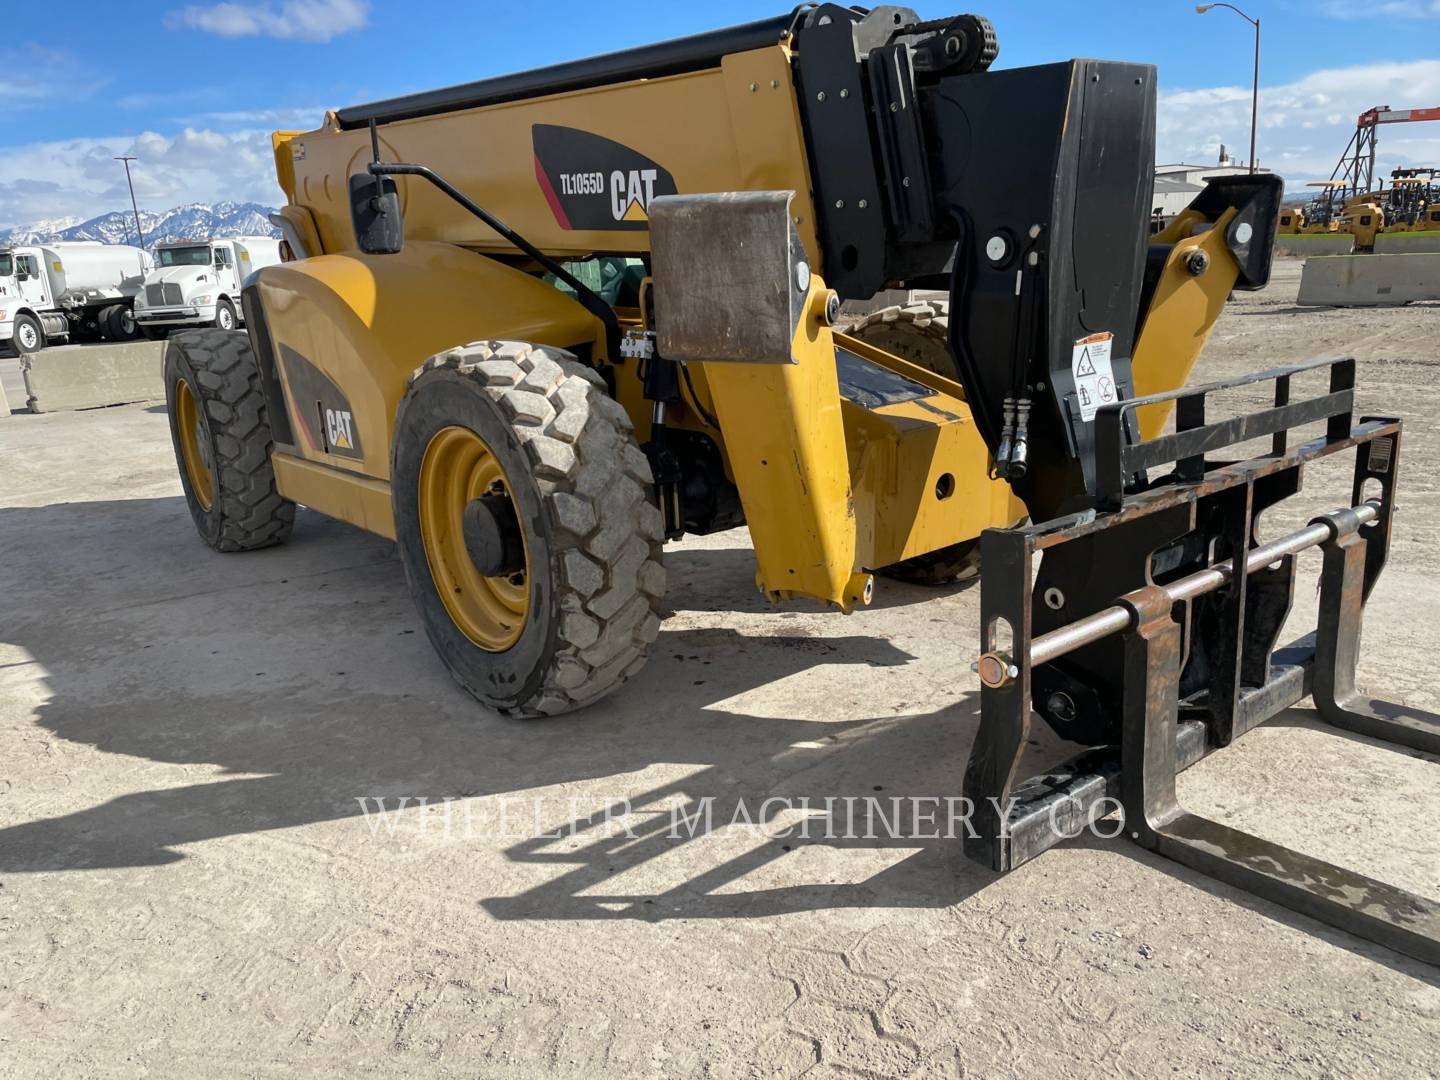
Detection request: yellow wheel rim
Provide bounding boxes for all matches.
[418,426,530,651]
[176,378,215,512]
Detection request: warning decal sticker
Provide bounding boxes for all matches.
[1071,331,1118,423]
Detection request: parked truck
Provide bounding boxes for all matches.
[132,236,284,337]
[0,241,151,355]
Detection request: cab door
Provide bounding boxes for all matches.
[214,244,239,294]
[16,253,49,309]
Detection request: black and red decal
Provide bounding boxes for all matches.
[532,124,677,231]
[279,345,364,460]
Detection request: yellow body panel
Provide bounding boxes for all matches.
[253,241,599,497]
[699,283,870,609]
[1131,207,1243,438]
[272,453,397,538]
[272,45,824,270]
[696,274,1022,606]
[837,336,1025,568]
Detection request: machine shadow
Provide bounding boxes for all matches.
[0,495,1007,917]
[5,498,1428,964]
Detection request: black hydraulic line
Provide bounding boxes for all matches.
[368,159,622,362]
[336,11,807,130]
[678,359,720,430]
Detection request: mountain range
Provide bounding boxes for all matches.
[1,202,279,249]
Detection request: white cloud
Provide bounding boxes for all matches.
[165,0,369,43]
[1158,58,1440,186]
[0,129,285,228]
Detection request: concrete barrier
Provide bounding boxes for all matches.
[1273,233,1354,258]
[1298,252,1440,307]
[21,341,166,413]
[1375,231,1440,255]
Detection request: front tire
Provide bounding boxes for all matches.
[164,329,295,551]
[214,299,237,331]
[393,341,666,718]
[13,313,44,355]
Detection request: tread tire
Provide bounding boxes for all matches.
[837,297,957,380]
[393,340,666,718]
[881,540,981,586]
[164,328,295,552]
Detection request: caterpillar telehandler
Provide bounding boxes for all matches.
[162,6,1439,962]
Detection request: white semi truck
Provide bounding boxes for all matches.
[0,242,152,355]
[132,236,284,337]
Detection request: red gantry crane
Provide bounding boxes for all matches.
[1329,104,1440,198]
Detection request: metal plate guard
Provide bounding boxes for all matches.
[649,191,807,364]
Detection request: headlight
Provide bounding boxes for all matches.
[193,295,212,306]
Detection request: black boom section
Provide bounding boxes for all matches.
[924,60,1156,518]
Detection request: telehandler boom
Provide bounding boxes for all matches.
[162,5,1439,962]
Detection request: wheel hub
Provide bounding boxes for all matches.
[462,490,525,578]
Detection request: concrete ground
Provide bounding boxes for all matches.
[1,261,1437,1078]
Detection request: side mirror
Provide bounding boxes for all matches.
[350,172,403,255]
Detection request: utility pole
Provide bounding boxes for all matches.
[1196,4,1261,173]
[114,156,146,247]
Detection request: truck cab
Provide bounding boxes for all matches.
[133,236,283,336]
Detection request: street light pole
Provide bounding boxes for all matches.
[114,156,145,247]
[1196,4,1261,174]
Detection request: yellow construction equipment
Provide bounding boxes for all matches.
[161,7,1439,962]
[1340,192,1386,250]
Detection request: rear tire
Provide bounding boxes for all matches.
[164,329,295,552]
[392,341,666,718]
[13,313,44,355]
[98,305,120,341]
[115,305,140,340]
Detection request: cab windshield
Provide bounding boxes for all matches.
[0,254,12,277]
[157,245,213,267]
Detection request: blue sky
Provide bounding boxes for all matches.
[5,0,1440,226]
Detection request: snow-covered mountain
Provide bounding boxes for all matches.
[1,202,279,249]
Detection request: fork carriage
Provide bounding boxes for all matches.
[963,358,1440,964]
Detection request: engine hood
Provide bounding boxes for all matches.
[148,265,214,289]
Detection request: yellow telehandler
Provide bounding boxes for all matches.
[162,6,1439,962]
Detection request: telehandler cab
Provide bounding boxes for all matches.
[163,6,1440,962]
